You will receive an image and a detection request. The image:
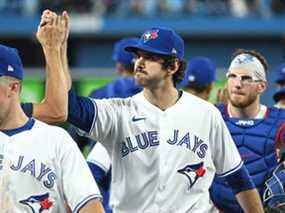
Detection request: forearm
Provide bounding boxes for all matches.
[236,189,264,213]
[61,42,72,91]
[33,47,68,123]
[225,164,263,212]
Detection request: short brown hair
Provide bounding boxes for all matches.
[232,49,268,73]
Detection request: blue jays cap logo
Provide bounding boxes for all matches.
[19,192,53,212]
[142,30,159,43]
[177,162,206,190]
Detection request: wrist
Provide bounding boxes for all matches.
[43,45,61,53]
[61,42,67,53]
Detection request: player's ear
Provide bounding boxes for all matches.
[167,59,179,75]
[9,81,21,95]
[256,81,267,94]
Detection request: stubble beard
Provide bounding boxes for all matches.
[229,93,258,108]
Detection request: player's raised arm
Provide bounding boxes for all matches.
[21,10,70,124]
[33,11,68,123]
[61,10,72,91]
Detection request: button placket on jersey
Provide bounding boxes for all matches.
[157,112,169,194]
[0,136,9,162]
[0,136,10,183]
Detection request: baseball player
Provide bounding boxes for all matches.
[90,37,142,100]
[178,56,216,101]
[0,44,104,212]
[69,37,142,213]
[273,63,285,108]
[61,27,264,212]
[210,49,285,212]
[19,10,141,212]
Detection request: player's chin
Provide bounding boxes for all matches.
[230,98,248,108]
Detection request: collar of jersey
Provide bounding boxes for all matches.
[140,90,184,113]
[227,104,268,119]
[1,118,35,136]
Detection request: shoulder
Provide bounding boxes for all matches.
[95,91,141,105]
[267,106,285,119]
[32,119,72,141]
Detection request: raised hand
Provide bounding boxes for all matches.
[61,11,70,45]
[36,11,66,50]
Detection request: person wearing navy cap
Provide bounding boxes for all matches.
[91,37,142,99]
[112,37,138,77]
[0,46,24,80]
[179,56,216,101]
[0,16,104,213]
[273,63,285,108]
[58,26,263,212]
[68,37,142,213]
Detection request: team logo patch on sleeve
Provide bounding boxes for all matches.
[19,192,53,212]
[177,162,206,190]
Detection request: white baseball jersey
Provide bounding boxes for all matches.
[84,91,242,213]
[0,118,101,213]
[87,142,111,174]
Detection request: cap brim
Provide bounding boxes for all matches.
[275,78,285,84]
[125,43,174,58]
[273,88,285,102]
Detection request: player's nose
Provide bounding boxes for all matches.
[136,56,146,66]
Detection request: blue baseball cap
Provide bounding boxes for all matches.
[178,57,216,88]
[274,63,285,84]
[273,87,285,102]
[112,37,139,65]
[125,27,184,60]
[0,44,23,80]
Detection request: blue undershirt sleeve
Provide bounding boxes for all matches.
[224,164,255,194]
[67,88,95,133]
[21,103,33,117]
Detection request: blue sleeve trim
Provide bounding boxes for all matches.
[224,164,255,194]
[73,194,102,213]
[87,162,108,182]
[217,161,243,177]
[21,103,33,117]
[67,89,95,133]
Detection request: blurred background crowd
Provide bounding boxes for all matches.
[0,0,284,106]
[1,0,285,18]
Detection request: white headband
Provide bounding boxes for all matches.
[229,53,266,82]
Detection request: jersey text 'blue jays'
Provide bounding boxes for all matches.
[121,129,208,158]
